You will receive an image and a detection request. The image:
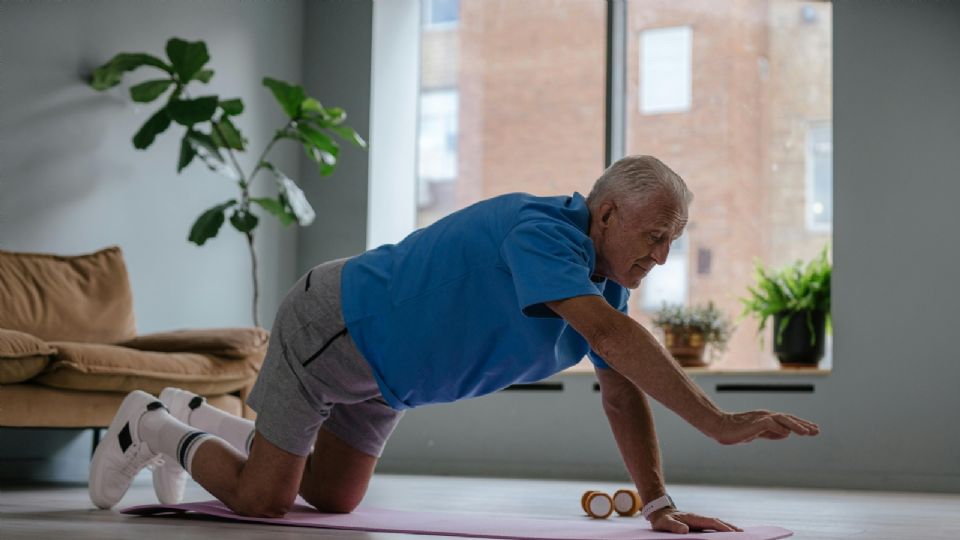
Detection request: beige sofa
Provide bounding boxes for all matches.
[0,246,267,435]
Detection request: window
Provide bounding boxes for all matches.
[418,89,459,209]
[640,26,692,115]
[641,233,689,311]
[423,0,459,29]
[626,0,832,369]
[397,0,832,371]
[806,121,833,232]
[416,0,606,230]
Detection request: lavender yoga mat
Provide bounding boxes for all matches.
[122,499,793,540]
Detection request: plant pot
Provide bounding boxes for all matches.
[662,326,707,367]
[773,310,826,367]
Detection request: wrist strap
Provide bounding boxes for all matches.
[641,494,676,519]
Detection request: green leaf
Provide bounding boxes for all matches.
[177,134,197,172]
[89,53,172,91]
[251,197,296,226]
[300,97,324,115]
[229,209,259,233]
[132,107,172,149]
[324,107,346,124]
[296,124,339,161]
[214,117,245,150]
[219,98,244,116]
[165,38,210,83]
[262,77,306,118]
[329,125,367,148]
[188,199,236,246]
[168,96,219,126]
[129,79,174,103]
[194,69,214,83]
[185,130,223,161]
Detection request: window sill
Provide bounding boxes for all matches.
[560,358,831,376]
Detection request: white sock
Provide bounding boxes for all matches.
[138,408,216,474]
[185,397,255,456]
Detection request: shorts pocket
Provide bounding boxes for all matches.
[302,327,348,367]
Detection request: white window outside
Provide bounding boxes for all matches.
[417,89,459,208]
[640,26,693,115]
[641,232,689,311]
[806,121,833,232]
[423,0,459,29]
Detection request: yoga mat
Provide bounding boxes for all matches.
[122,499,793,540]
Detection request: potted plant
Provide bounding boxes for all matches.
[740,246,832,367]
[652,302,734,367]
[87,38,367,327]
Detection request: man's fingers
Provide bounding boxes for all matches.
[762,417,791,436]
[774,414,821,436]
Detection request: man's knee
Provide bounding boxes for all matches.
[233,489,297,518]
[299,481,362,514]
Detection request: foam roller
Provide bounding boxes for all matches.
[582,491,614,519]
[613,489,642,516]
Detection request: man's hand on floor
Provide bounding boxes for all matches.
[648,508,742,534]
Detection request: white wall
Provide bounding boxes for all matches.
[0,0,303,332]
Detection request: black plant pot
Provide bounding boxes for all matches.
[773,310,826,366]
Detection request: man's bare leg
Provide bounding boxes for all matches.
[189,432,307,517]
[298,427,378,513]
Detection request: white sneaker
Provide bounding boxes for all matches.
[151,387,201,504]
[89,390,165,509]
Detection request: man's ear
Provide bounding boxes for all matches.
[600,201,616,226]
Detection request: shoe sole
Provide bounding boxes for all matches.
[89,390,155,509]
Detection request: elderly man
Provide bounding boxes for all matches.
[90,155,819,534]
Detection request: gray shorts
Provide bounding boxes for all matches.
[247,258,403,458]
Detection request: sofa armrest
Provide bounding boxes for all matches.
[117,328,269,359]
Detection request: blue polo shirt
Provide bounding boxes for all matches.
[340,192,629,410]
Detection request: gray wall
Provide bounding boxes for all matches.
[0,0,305,482]
[297,0,373,272]
[376,0,960,493]
[4,0,960,494]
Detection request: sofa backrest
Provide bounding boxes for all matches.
[0,246,137,343]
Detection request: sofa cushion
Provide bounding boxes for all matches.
[117,327,269,359]
[0,246,137,343]
[0,328,57,384]
[35,341,261,395]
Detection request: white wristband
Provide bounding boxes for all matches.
[641,494,676,519]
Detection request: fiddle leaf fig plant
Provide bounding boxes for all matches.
[89,37,367,326]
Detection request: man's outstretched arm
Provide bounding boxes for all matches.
[546,294,819,444]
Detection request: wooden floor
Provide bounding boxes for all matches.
[2,473,958,539]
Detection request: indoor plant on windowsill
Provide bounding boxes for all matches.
[652,302,734,368]
[739,246,832,367]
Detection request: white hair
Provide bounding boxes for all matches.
[586,155,693,213]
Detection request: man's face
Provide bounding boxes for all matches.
[590,193,687,289]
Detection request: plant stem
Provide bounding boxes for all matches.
[245,230,260,328]
[247,121,293,186]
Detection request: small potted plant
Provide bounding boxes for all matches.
[652,302,734,367]
[740,246,832,367]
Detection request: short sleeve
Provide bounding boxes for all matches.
[586,282,630,369]
[499,220,602,318]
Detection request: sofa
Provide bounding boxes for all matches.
[0,246,267,435]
